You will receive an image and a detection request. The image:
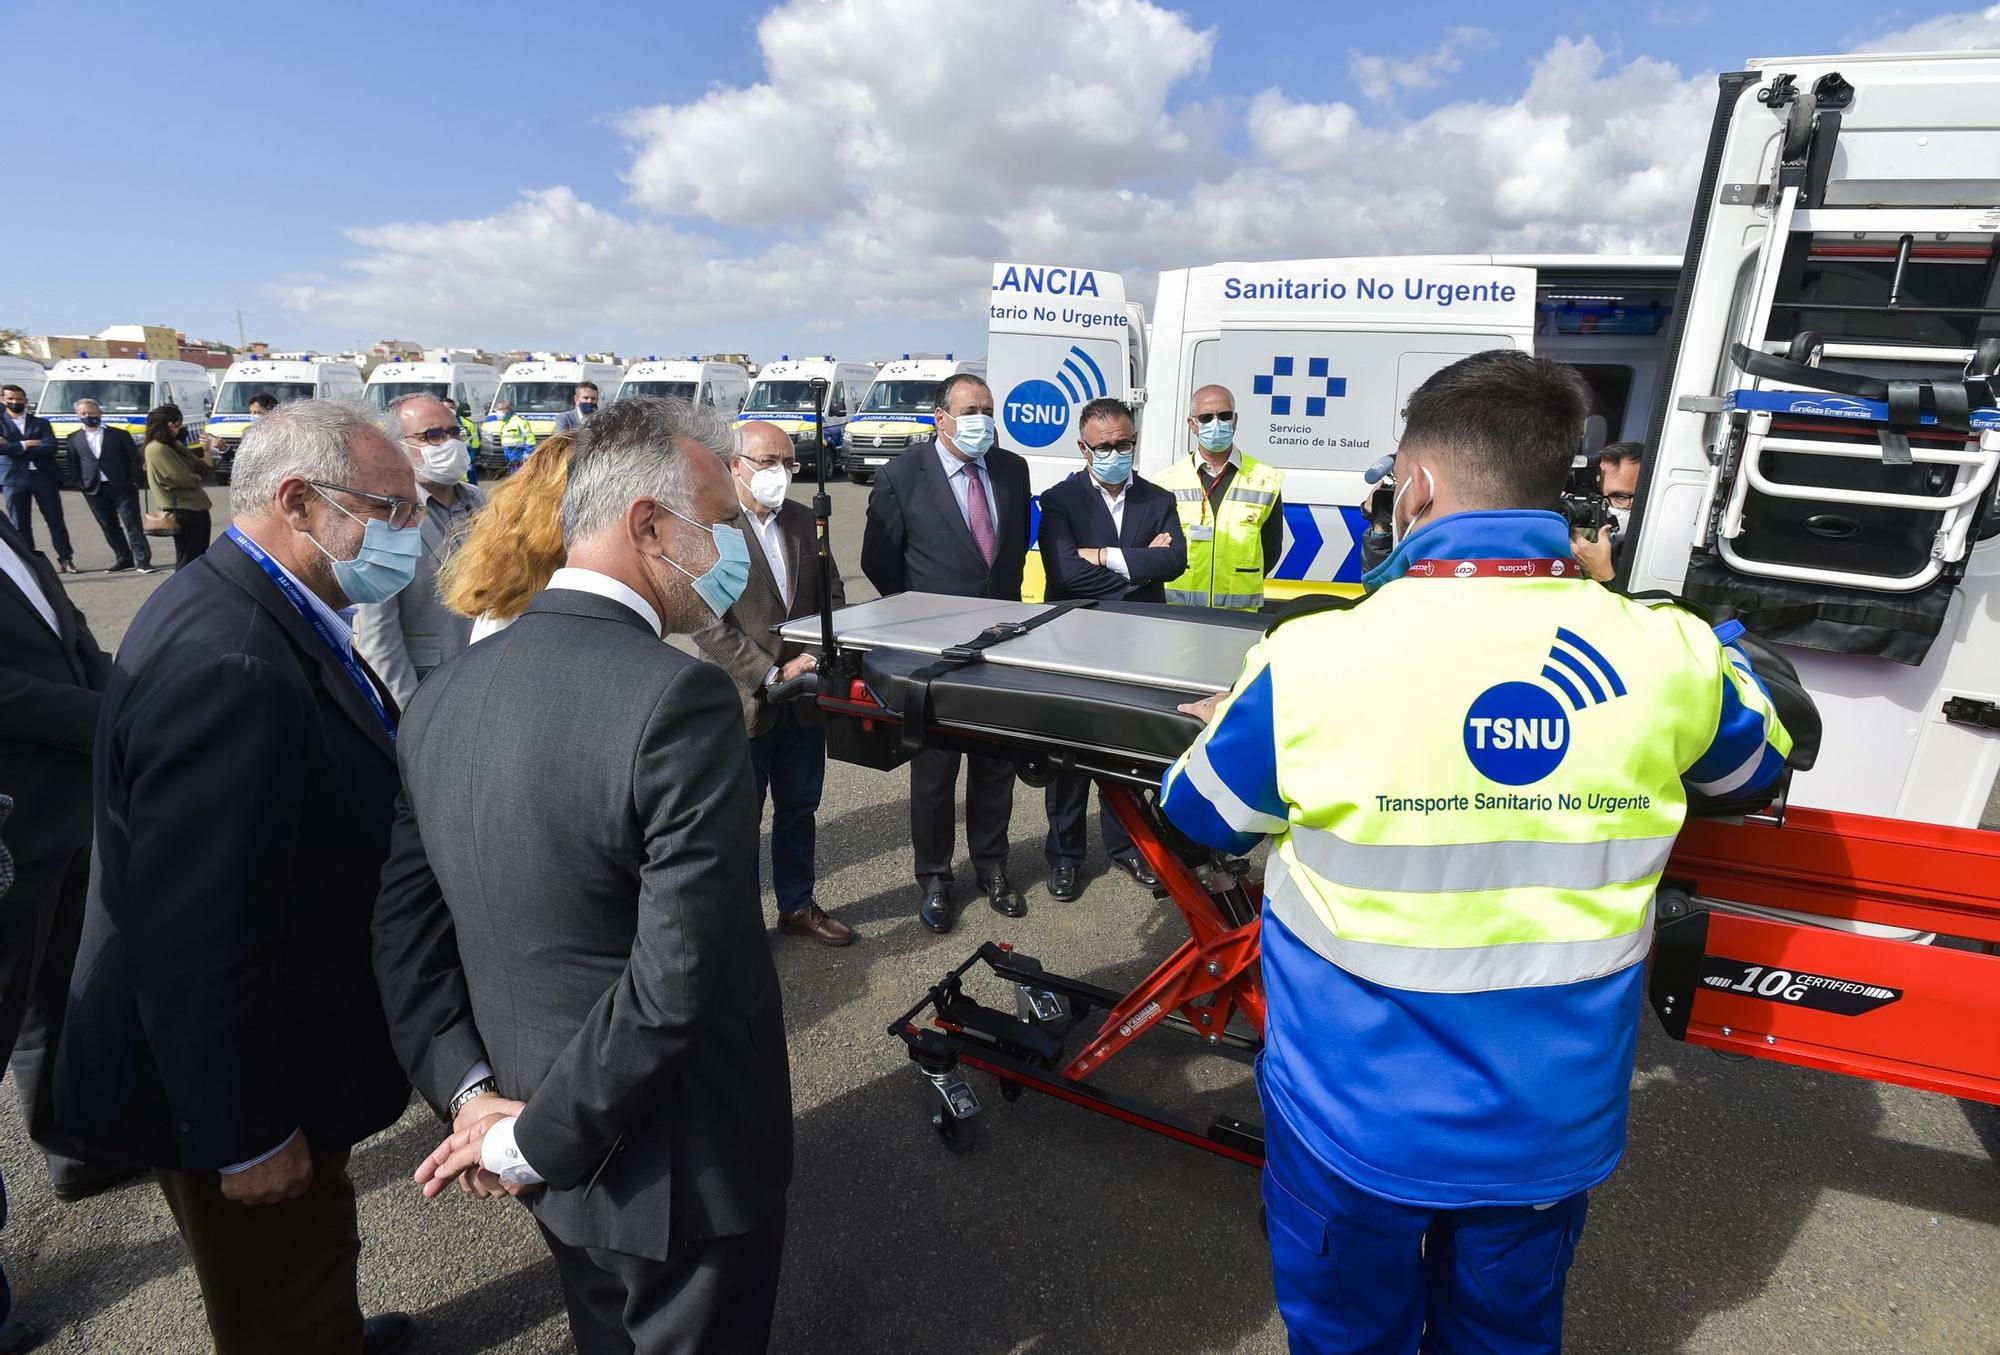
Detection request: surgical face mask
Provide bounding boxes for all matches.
[1609,504,1631,537]
[747,465,791,510]
[1391,465,1435,549]
[81,415,101,428]
[1090,449,1134,485]
[657,505,752,619]
[947,412,995,459]
[308,488,425,605]
[2,401,23,414]
[420,437,469,484]
[1195,418,1234,454]
[576,401,597,416]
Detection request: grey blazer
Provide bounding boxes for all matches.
[371,587,792,1257]
[352,483,485,707]
[692,498,846,737]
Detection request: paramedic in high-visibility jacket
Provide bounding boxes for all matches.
[1161,350,1796,1355]
[1159,384,1285,609]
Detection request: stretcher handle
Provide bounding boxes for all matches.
[765,673,820,705]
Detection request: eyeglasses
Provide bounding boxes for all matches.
[1605,491,1636,508]
[1083,438,1138,455]
[1192,411,1236,425]
[309,481,421,529]
[742,455,799,474]
[403,425,459,446]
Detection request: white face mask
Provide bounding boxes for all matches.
[421,437,468,484]
[747,465,791,510]
[1391,465,1435,549]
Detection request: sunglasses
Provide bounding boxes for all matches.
[1191,411,1236,425]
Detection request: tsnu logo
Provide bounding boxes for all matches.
[1462,629,1626,785]
[1003,345,1109,449]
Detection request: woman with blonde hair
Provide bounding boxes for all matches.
[438,431,578,641]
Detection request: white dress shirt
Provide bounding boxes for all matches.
[544,566,662,637]
[746,506,790,606]
[1096,479,1131,579]
[0,536,60,634]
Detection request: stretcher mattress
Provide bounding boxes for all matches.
[779,594,1271,768]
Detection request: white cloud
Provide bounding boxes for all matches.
[1855,4,2000,50]
[1348,27,1496,105]
[276,1,2000,350]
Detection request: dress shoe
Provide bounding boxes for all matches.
[362,1312,416,1355]
[919,884,954,934]
[779,901,856,946]
[980,871,1027,918]
[0,1319,44,1354]
[134,565,156,575]
[1112,853,1160,889]
[1046,865,1081,901]
[56,560,77,575]
[51,1162,144,1203]
[106,561,134,573]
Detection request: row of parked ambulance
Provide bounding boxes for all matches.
[0,349,989,487]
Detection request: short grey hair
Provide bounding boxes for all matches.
[386,391,453,417]
[230,398,398,518]
[559,397,735,548]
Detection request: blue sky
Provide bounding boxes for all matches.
[10,1,1992,362]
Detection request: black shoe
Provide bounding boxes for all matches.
[51,1162,144,1202]
[0,1319,44,1354]
[1112,853,1160,889]
[106,561,134,573]
[362,1312,416,1355]
[1046,865,1081,901]
[980,871,1027,918]
[919,884,954,934]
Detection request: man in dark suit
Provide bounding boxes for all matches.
[695,419,854,947]
[551,380,601,434]
[1037,398,1188,901]
[65,399,153,574]
[0,513,118,1353]
[0,385,73,574]
[375,397,792,1355]
[50,400,420,1355]
[861,373,1032,932]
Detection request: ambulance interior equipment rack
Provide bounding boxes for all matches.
[784,595,2000,1168]
[1676,69,2000,661]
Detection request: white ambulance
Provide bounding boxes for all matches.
[0,356,48,411]
[613,358,750,412]
[40,356,216,486]
[363,358,501,420]
[739,357,874,474]
[481,358,624,466]
[844,355,986,485]
[207,357,365,481]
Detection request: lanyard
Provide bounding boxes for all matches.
[1195,455,1231,524]
[226,527,396,741]
[1402,557,1580,579]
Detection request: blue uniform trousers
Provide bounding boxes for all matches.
[1262,1095,1588,1355]
[749,703,827,915]
[1042,772,1137,869]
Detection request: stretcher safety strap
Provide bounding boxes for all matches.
[897,599,1099,753]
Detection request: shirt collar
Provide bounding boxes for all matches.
[1196,447,1241,476]
[1361,509,1574,591]
[935,440,984,478]
[545,566,662,637]
[228,533,353,651]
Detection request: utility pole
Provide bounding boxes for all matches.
[234,309,249,350]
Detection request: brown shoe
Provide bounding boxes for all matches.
[779,902,855,947]
[57,559,78,575]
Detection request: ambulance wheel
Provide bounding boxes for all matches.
[848,470,874,486]
[998,1077,1024,1103]
[932,1107,980,1154]
[1785,330,1823,368]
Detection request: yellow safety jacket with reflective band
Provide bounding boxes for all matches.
[498,414,534,449]
[1158,451,1282,610]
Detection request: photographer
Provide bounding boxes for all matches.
[1571,441,1641,583]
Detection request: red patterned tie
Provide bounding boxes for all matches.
[965,466,997,566]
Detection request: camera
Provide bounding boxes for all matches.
[1356,468,1614,577]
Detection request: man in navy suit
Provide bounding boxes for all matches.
[861,373,1033,933]
[66,399,153,573]
[1036,397,1187,900]
[0,385,74,573]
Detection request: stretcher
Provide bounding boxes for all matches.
[780,593,2000,1165]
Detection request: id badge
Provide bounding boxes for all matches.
[1189,524,1216,542]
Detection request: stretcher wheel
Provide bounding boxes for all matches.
[1969,338,2000,380]
[931,1107,980,1154]
[998,1077,1024,1103]
[1786,330,1824,368]
[1782,92,1814,161]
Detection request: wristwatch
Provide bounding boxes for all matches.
[449,1076,498,1117]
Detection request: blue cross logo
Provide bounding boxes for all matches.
[1253,356,1348,417]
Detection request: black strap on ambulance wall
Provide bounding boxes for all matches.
[898,600,1099,753]
[1730,342,1988,467]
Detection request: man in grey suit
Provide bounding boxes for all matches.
[551,381,601,435]
[695,420,853,947]
[353,395,485,706]
[372,396,791,1355]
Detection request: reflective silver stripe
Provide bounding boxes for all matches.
[1289,825,1676,893]
[1166,588,1263,609]
[1179,741,1289,836]
[1172,487,1205,502]
[1166,588,1207,605]
[1265,862,1654,993]
[1226,488,1276,505]
[1688,741,1766,797]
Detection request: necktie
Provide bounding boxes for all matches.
[964,465,997,566]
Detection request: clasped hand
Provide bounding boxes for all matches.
[413,1093,535,1200]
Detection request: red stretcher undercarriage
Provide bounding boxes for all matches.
[800,599,2000,1164]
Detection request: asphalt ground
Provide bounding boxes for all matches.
[2,481,1996,1354]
